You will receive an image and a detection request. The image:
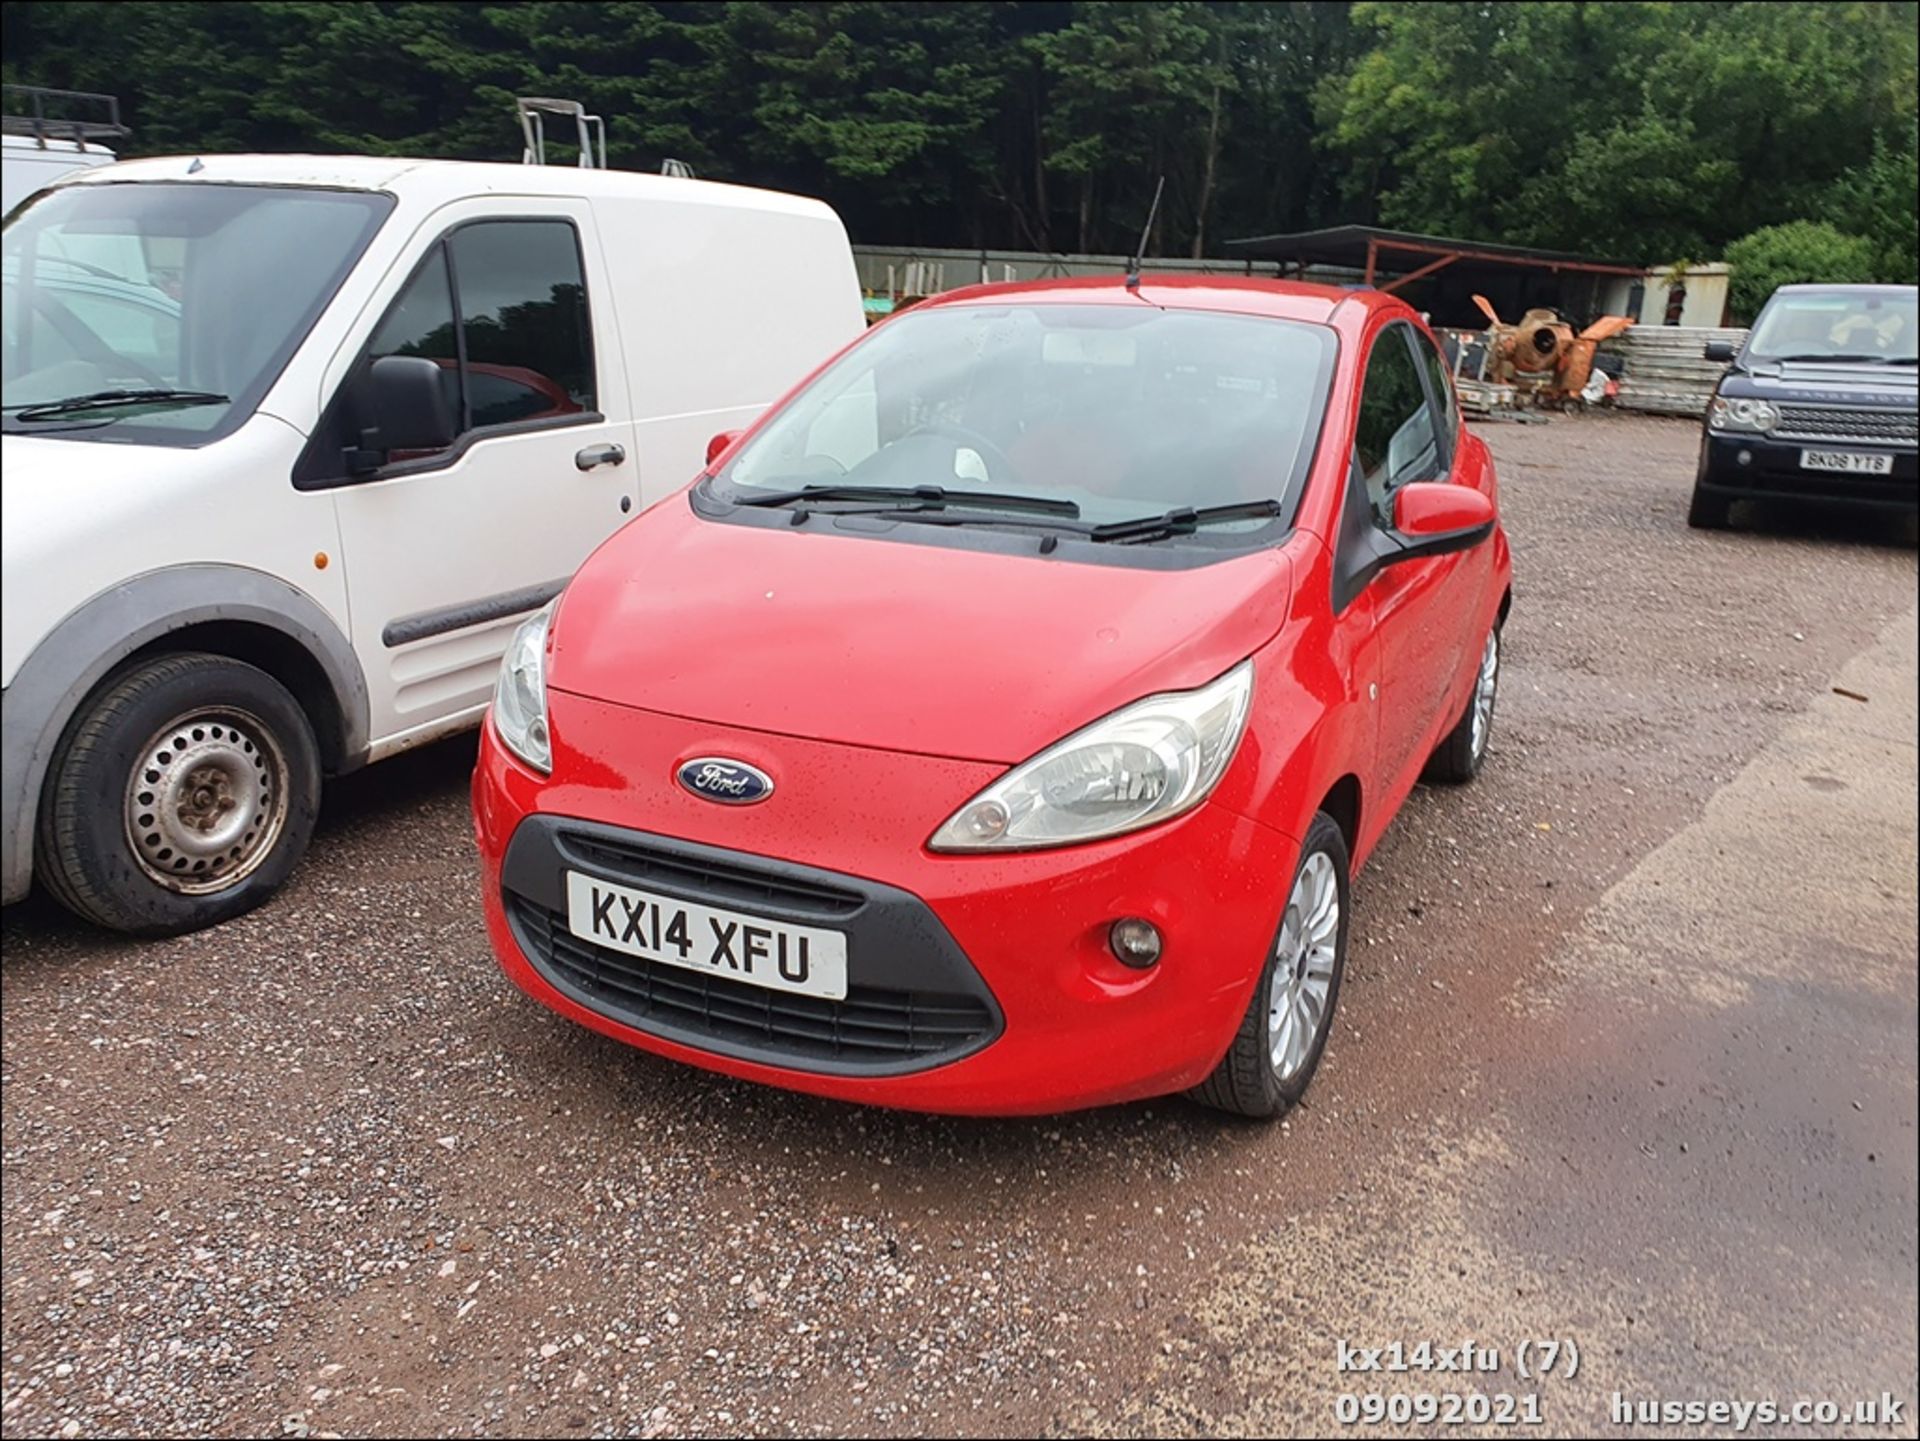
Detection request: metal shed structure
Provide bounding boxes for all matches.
[1225,224,1649,328]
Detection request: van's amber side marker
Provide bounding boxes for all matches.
[314,552,329,570]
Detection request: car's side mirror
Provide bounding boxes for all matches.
[1387,482,1496,563]
[1703,339,1737,363]
[348,355,457,473]
[706,429,743,466]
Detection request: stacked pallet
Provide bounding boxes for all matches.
[1604,325,1749,417]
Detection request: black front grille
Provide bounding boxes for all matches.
[1774,405,1918,447]
[559,831,865,918]
[509,895,997,1070]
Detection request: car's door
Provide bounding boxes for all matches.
[298,202,634,750]
[1348,319,1477,799]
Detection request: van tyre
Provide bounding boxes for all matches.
[1424,623,1500,785]
[36,653,320,936]
[1192,811,1350,1120]
[1687,483,1733,530]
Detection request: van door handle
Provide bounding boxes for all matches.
[575,443,626,471]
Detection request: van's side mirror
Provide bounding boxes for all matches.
[706,429,743,467]
[1703,339,1737,363]
[352,355,456,469]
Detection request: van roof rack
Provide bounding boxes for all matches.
[516,96,606,170]
[2,84,130,147]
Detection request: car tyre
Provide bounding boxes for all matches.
[1687,483,1734,530]
[1191,810,1351,1120]
[1424,623,1501,785]
[35,653,321,936]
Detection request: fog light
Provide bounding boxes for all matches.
[1109,917,1162,968]
[1737,449,1753,466]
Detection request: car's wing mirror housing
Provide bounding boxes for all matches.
[1387,482,1497,564]
[706,429,744,467]
[347,355,457,473]
[1703,339,1737,363]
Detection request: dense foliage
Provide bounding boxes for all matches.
[4,0,1914,280]
[1724,222,1879,323]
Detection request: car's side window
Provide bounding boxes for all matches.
[295,218,595,486]
[1410,328,1460,470]
[1353,324,1442,528]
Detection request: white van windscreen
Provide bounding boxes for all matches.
[2,182,392,443]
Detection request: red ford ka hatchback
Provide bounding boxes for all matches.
[472,276,1512,1119]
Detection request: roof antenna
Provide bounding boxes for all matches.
[1125,175,1166,290]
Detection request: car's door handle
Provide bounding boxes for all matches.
[575,443,626,471]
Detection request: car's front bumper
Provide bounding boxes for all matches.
[1697,429,1919,511]
[472,692,1300,1115]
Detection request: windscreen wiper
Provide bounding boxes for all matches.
[730,482,1080,517]
[11,388,231,421]
[1087,499,1285,544]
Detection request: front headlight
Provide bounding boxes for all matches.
[929,660,1254,852]
[492,606,552,773]
[1707,395,1778,433]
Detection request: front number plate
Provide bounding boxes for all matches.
[1801,449,1893,475]
[565,871,849,1001]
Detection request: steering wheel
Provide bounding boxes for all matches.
[904,419,1022,487]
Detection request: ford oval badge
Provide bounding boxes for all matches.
[677,757,774,806]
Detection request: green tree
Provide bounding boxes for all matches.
[1723,221,1878,322]
[1317,1,1919,263]
[1825,126,1920,285]
[3,0,1913,263]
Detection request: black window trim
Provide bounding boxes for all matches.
[292,214,601,492]
[1406,320,1460,475]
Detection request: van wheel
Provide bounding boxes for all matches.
[1191,811,1350,1120]
[36,654,320,935]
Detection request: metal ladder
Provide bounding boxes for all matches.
[516,96,607,170]
[513,96,699,178]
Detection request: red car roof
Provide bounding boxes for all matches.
[917,272,1399,326]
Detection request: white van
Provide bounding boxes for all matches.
[2,133,119,216]
[2,86,126,216]
[1,151,864,933]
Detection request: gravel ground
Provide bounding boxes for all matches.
[3,412,1915,1438]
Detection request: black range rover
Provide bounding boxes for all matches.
[1690,283,1918,530]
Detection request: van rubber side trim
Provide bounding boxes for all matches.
[381,578,568,648]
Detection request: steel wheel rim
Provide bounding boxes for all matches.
[123,707,289,895]
[1469,628,1499,759]
[1267,850,1339,1081]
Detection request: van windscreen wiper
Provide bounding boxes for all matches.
[730,482,1081,517]
[1087,499,1284,543]
[10,388,231,422]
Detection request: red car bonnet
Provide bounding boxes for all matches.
[548,498,1296,765]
